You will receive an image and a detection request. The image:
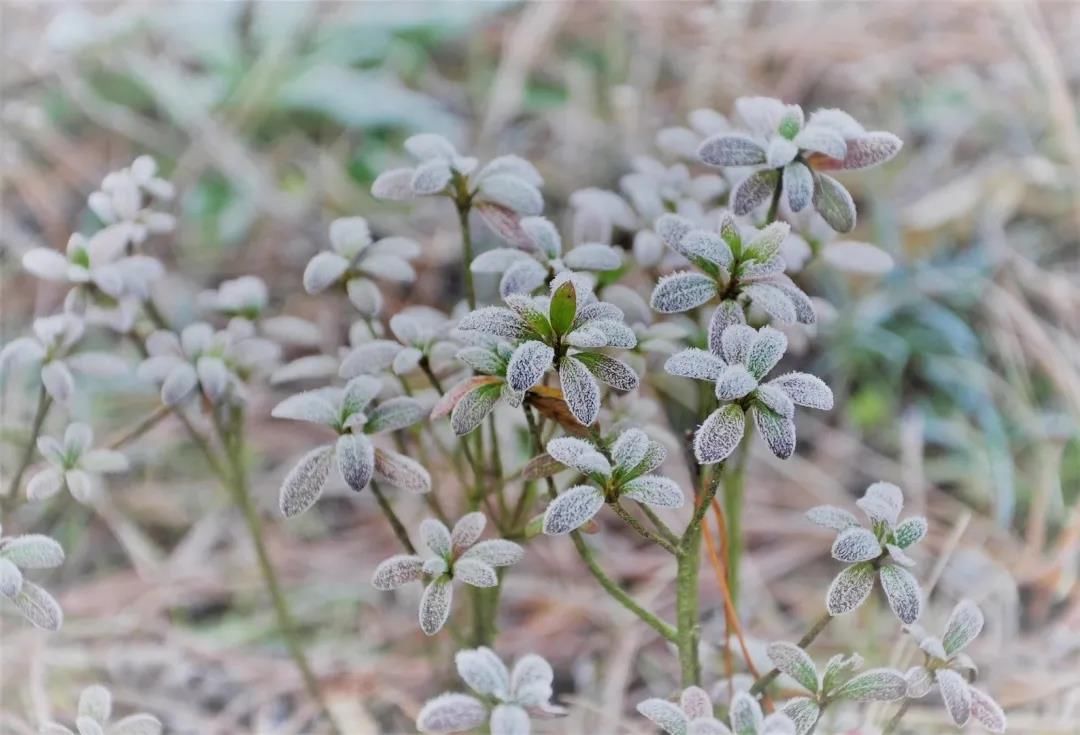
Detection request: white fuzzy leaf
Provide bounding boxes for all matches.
[510,654,554,706]
[637,698,688,735]
[831,527,882,563]
[812,173,856,233]
[778,697,818,735]
[697,134,767,167]
[108,715,162,735]
[770,373,833,410]
[822,241,895,275]
[835,132,902,170]
[303,252,350,294]
[968,686,1006,733]
[681,687,713,720]
[793,124,847,159]
[942,599,984,656]
[621,475,684,508]
[160,363,198,406]
[451,512,487,554]
[480,155,543,187]
[559,357,601,426]
[365,396,425,434]
[0,534,65,568]
[880,563,922,625]
[805,505,858,531]
[729,692,764,735]
[0,558,22,598]
[732,170,779,216]
[754,384,794,419]
[575,353,638,391]
[694,404,746,464]
[752,405,796,459]
[715,364,758,401]
[372,554,424,590]
[457,307,529,340]
[471,248,531,273]
[272,390,340,427]
[904,665,934,698]
[410,159,452,195]
[416,693,487,733]
[373,447,431,493]
[542,485,604,535]
[41,361,75,404]
[665,349,726,382]
[421,519,452,557]
[857,482,904,526]
[453,558,498,588]
[743,283,797,324]
[937,669,972,726]
[651,272,718,314]
[719,325,755,365]
[279,444,335,517]
[546,437,611,477]
[655,213,694,249]
[336,433,374,492]
[478,174,543,216]
[826,562,875,616]
[451,383,502,436]
[783,162,813,212]
[460,539,524,567]
[78,685,112,723]
[831,668,907,702]
[12,580,63,630]
[674,230,733,270]
[767,642,819,694]
[372,168,417,201]
[611,429,649,472]
[419,577,453,635]
[490,704,530,735]
[564,243,622,271]
[507,341,554,392]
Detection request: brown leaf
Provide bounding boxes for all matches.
[525,385,590,436]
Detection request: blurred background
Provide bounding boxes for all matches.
[2,1,1080,733]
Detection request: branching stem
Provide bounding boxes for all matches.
[881,699,911,735]
[370,480,417,555]
[1,385,51,519]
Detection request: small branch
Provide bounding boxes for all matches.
[765,176,784,225]
[370,480,417,555]
[106,404,172,450]
[639,504,681,547]
[610,501,680,555]
[881,699,911,735]
[1,386,51,518]
[453,195,477,310]
[749,609,833,695]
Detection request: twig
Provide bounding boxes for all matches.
[611,501,680,555]
[370,480,417,555]
[750,610,833,695]
[1,386,51,519]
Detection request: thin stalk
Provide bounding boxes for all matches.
[765,177,784,225]
[881,699,911,735]
[523,406,675,641]
[106,403,172,450]
[214,408,342,735]
[639,504,681,548]
[455,199,477,310]
[610,501,680,555]
[370,480,416,555]
[419,359,485,499]
[722,442,750,603]
[1,385,51,517]
[749,609,833,695]
[675,467,721,687]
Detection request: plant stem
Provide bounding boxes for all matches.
[722,442,749,603]
[370,480,416,555]
[640,505,681,547]
[675,468,721,687]
[455,200,477,310]
[214,408,342,735]
[610,501,680,555]
[765,177,784,225]
[749,609,833,695]
[523,406,676,641]
[882,699,911,735]
[419,359,485,502]
[1,385,51,518]
[106,404,172,450]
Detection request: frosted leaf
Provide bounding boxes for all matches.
[832,132,903,171]
[806,506,858,531]
[655,213,694,248]
[681,687,713,719]
[490,704,530,735]
[79,685,112,722]
[677,230,734,270]
[582,319,637,348]
[694,404,746,464]
[738,257,786,282]
[831,668,906,702]
[477,202,533,250]
[66,352,129,377]
[880,563,922,624]
[707,302,745,355]
[27,469,63,501]
[42,361,75,404]
[573,301,624,328]
[820,652,863,694]
[633,230,664,266]
[109,714,162,735]
[76,718,104,735]
[760,713,796,735]
[0,337,46,372]
[0,559,22,598]
[732,170,779,216]
[461,540,524,568]
[631,441,668,478]
[715,365,758,401]
[451,512,487,554]
[744,283,797,324]
[65,469,96,504]
[826,562,875,616]
[479,155,543,187]
[391,347,423,375]
[23,249,70,280]
[328,216,372,258]
[772,281,816,324]
[303,252,350,294]
[336,433,374,492]
[637,698,688,735]
[451,383,502,436]
[622,475,684,508]
[12,580,62,630]
[373,447,431,493]
[546,437,611,477]
[665,349,726,381]
[885,543,916,567]
[831,527,882,563]
[651,272,718,314]
[424,557,449,577]
[793,124,847,159]
[510,654,554,705]
[372,554,424,590]
[564,243,622,271]
[471,248,531,273]
[574,353,638,391]
[729,692,763,735]
[499,259,547,297]
[371,168,417,201]
[904,665,933,698]
[559,357,600,426]
[743,328,786,380]
[456,347,506,375]
[366,396,426,434]
[419,577,453,635]
[937,669,972,726]
[506,341,554,393]
[457,307,530,340]
[346,277,384,316]
[404,133,456,161]
[341,375,382,419]
[919,635,947,661]
[421,519,452,557]
[769,373,833,410]
[410,159,452,195]
[279,444,334,517]
[542,485,604,535]
[697,134,767,167]
[752,405,796,459]
[778,697,818,735]
[1,534,65,568]
[968,686,1006,733]
[822,241,894,275]
[718,325,754,365]
[754,384,794,419]
[857,482,904,526]
[766,138,798,168]
[272,390,340,427]
[942,599,984,655]
[745,222,790,263]
[611,429,650,471]
[417,693,487,733]
[454,558,498,588]
[812,173,856,233]
[782,161,814,214]
[478,175,544,216]
[767,642,819,694]
[196,356,228,403]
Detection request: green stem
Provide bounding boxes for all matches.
[370,480,417,554]
[765,177,784,225]
[882,699,911,735]
[722,443,749,603]
[749,609,833,695]
[640,505,681,547]
[419,359,485,502]
[523,406,675,641]
[214,408,343,735]
[611,501,680,555]
[106,403,172,450]
[1,385,51,518]
[675,468,722,687]
[455,199,477,310]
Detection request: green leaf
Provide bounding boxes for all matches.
[549,280,577,336]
